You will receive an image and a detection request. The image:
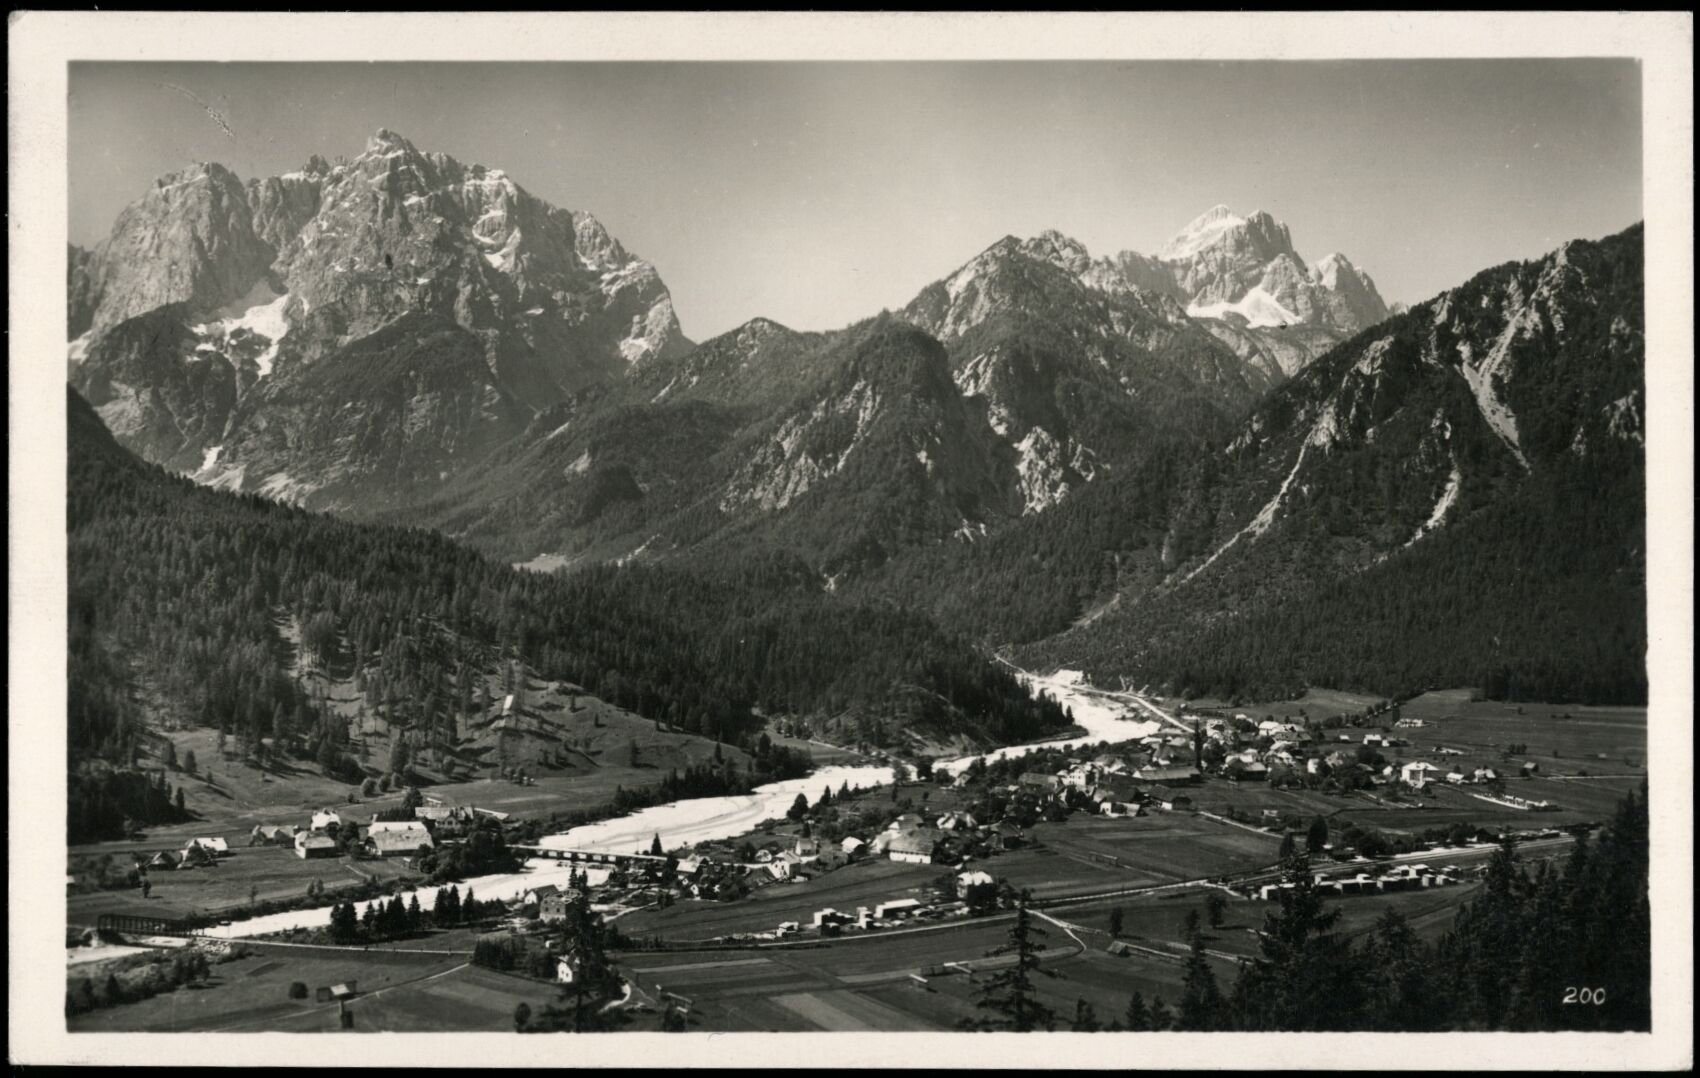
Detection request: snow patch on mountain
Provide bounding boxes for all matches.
[1187,286,1300,328]
[194,280,295,378]
[68,331,93,367]
[1158,205,1249,260]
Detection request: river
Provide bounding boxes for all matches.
[205,669,1159,939]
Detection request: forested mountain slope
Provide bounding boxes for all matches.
[860,225,1646,704]
[68,387,1064,838]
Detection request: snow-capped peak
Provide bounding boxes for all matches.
[1313,252,1354,288]
[1158,204,1250,260]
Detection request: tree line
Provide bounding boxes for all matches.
[971,784,1649,1032]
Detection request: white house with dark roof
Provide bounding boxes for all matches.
[1400,761,1442,788]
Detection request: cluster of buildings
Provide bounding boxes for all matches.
[1122,712,1551,799]
[246,800,511,861]
[787,870,1000,939]
[1014,756,1200,818]
[141,835,232,871]
[1255,862,1460,900]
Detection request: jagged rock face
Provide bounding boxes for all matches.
[1160,206,1300,299]
[67,245,100,338]
[1021,224,1645,696]
[78,163,276,336]
[71,303,242,473]
[1168,224,1644,588]
[715,319,1022,572]
[204,311,528,509]
[1154,205,1390,336]
[900,230,1270,518]
[67,129,689,511]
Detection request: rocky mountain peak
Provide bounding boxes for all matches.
[1160,204,1247,260]
[68,129,693,503]
[1020,229,1093,275]
[365,127,417,154]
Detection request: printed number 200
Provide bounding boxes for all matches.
[1563,987,1607,1005]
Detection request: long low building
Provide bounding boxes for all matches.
[365,821,434,857]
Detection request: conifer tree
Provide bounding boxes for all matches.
[964,889,1054,1032]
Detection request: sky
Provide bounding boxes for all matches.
[69,60,1644,340]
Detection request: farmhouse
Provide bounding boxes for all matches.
[540,892,581,923]
[936,811,978,831]
[364,821,434,858]
[1399,762,1441,787]
[183,836,231,857]
[251,824,298,846]
[295,831,337,859]
[840,836,867,857]
[887,828,943,865]
[311,809,342,832]
[1018,772,1062,792]
[813,846,850,870]
[146,850,180,870]
[1091,776,1144,816]
[524,884,561,907]
[556,952,585,984]
[956,870,995,898]
[1133,765,1200,784]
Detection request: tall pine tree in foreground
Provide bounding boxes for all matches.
[963,889,1055,1032]
[1177,921,1224,1030]
[1230,849,1365,1030]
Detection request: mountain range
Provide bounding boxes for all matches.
[66,130,1644,708]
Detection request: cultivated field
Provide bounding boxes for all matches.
[68,845,421,925]
[1182,687,1388,724]
[1006,815,1281,895]
[619,859,941,940]
[67,944,469,1032]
